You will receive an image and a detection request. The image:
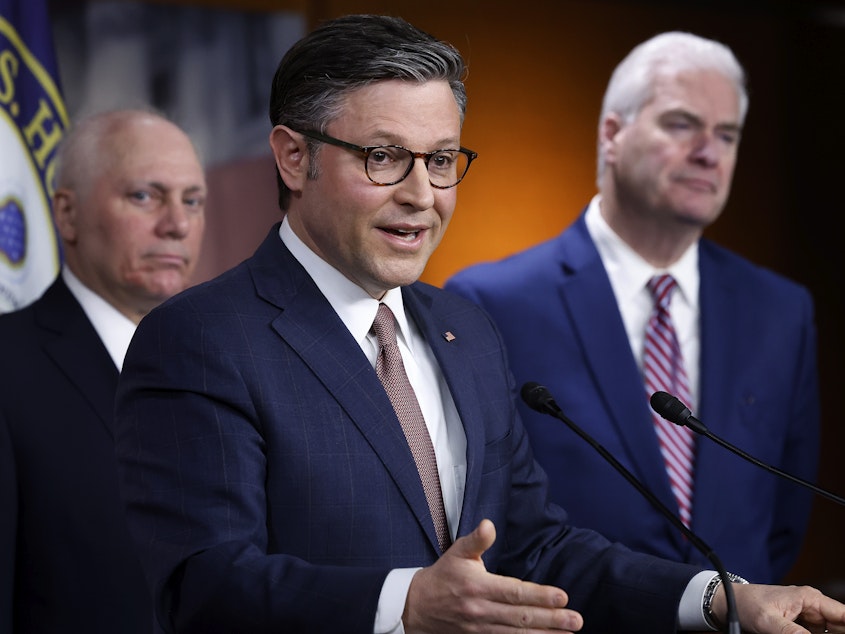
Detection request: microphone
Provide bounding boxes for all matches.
[649,391,845,507]
[521,382,742,634]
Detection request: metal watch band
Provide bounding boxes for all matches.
[703,572,750,630]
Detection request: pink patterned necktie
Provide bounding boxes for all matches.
[371,303,451,552]
[644,275,696,527]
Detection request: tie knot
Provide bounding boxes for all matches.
[371,303,396,348]
[647,274,677,309]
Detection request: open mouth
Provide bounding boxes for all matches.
[381,227,420,241]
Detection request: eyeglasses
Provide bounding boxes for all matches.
[295,128,478,189]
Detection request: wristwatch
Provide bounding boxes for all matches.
[702,572,750,630]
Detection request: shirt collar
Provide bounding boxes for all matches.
[586,194,699,309]
[62,266,137,370]
[279,218,412,348]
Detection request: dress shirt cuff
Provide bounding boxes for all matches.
[377,567,718,632]
[374,567,422,634]
[678,570,720,631]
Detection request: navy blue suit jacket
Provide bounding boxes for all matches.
[445,211,820,584]
[0,278,153,633]
[114,226,702,633]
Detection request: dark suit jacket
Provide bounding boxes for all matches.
[114,225,702,634]
[0,278,153,633]
[445,211,820,584]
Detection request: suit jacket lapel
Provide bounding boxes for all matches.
[557,216,682,521]
[250,230,443,551]
[697,241,741,428]
[35,278,119,435]
[402,285,489,539]
[690,242,743,530]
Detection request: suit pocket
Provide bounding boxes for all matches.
[481,428,513,474]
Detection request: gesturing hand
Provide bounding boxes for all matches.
[403,519,583,633]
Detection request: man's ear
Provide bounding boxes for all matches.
[269,125,309,194]
[599,113,624,166]
[52,188,79,244]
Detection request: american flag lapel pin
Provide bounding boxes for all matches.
[442,331,456,342]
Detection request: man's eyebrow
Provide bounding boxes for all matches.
[715,122,743,135]
[661,109,742,133]
[368,129,461,149]
[143,182,207,194]
[660,109,704,125]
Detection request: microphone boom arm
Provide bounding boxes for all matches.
[650,390,845,507]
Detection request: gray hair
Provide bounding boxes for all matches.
[597,31,748,179]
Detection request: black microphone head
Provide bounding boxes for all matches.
[520,382,559,414]
[649,391,692,426]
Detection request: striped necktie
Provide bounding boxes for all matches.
[644,274,696,527]
[371,303,451,552]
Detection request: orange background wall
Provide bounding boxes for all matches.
[159,0,845,592]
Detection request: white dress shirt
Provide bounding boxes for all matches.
[62,266,137,371]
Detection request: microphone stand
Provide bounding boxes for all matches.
[522,383,742,634]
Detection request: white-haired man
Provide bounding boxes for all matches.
[446,31,819,585]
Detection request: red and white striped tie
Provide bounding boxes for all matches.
[644,274,696,527]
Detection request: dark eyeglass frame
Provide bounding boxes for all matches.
[295,128,478,189]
